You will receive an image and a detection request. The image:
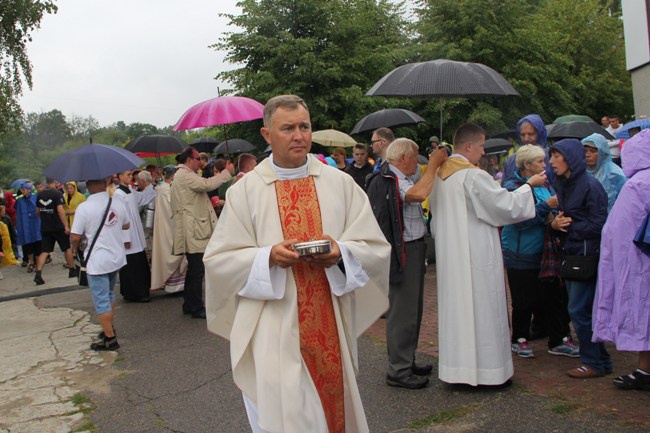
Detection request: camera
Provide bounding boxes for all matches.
[426,145,452,156]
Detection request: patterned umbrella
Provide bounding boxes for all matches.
[616,117,650,139]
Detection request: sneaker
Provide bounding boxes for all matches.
[548,337,580,357]
[511,338,534,358]
[90,336,120,351]
[68,267,79,278]
[34,274,45,285]
[613,370,650,390]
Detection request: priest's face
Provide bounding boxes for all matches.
[466,135,486,165]
[262,105,312,169]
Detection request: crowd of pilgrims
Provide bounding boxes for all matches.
[0,112,648,392]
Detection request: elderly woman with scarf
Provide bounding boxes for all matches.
[63,182,86,228]
[581,133,626,213]
[550,139,610,379]
[592,129,650,390]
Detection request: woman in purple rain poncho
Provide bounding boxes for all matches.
[592,129,650,391]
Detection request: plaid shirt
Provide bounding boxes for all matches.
[389,164,427,241]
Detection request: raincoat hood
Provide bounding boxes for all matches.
[551,138,586,179]
[622,128,650,179]
[582,133,610,173]
[516,114,547,148]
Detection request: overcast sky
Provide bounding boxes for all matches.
[20,0,413,129]
[20,0,242,128]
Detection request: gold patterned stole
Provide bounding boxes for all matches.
[275,177,344,433]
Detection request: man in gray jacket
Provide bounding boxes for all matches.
[171,148,233,318]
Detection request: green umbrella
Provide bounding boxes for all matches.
[553,114,593,124]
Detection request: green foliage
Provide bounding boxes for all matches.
[0,0,58,135]
[0,110,169,188]
[214,0,412,134]
[413,0,632,137]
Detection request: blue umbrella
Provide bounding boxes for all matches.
[616,118,650,139]
[10,178,31,189]
[44,143,145,183]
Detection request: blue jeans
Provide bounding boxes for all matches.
[566,279,611,373]
[88,271,118,315]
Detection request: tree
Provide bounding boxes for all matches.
[413,0,632,136]
[214,0,411,134]
[0,0,58,135]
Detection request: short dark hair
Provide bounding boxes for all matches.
[176,147,197,164]
[353,143,367,152]
[453,123,486,147]
[372,127,395,144]
[45,177,56,185]
[609,115,619,120]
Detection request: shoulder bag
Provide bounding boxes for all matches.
[560,240,598,281]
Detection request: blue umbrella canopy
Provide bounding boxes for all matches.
[44,143,145,183]
[10,178,31,189]
[616,118,650,139]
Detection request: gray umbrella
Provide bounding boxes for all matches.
[213,139,256,155]
[44,143,145,183]
[366,59,520,140]
[125,135,187,155]
[546,121,614,140]
[350,108,426,135]
[484,138,514,154]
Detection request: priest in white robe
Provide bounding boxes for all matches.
[430,122,546,386]
[151,166,186,293]
[204,95,390,433]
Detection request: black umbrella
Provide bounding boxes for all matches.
[484,138,514,154]
[366,59,519,140]
[125,135,187,155]
[213,139,256,155]
[546,121,614,140]
[350,108,426,135]
[190,137,220,153]
[491,129,517,141]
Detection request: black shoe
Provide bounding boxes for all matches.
[90,336,120,351]
[386,373,429,389]
[34,274,45,285]
[191,310,207,319]
[68,268,79,278]
[613,370,650,390]
[412,363,433,376]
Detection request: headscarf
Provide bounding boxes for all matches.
[581,133,627,213]
[63,181,86,227]
[515,114,548,148]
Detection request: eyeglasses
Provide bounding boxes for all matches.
[370,139,383,145]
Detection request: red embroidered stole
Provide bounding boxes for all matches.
[275,177,344,433]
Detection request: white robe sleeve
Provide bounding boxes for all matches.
[237,243,369,300]
[466,170,535,227]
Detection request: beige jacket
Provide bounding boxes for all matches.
[170,164,231,255]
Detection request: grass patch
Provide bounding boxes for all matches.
[114,354,125,362]
[408,404,481,428]
[156,418,165,428]
[71,421,96,432]
[70,393,92,406]
[548,402,576,415]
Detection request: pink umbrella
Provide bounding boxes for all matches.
[173,96,264,131]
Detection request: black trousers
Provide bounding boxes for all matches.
[119,251,151,301]
[183,252,205,314]
[507,268,570,348]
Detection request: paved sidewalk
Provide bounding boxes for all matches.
[1,252,649,432]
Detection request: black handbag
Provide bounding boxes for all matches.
[75,198,112,287]
[560,240,598,281]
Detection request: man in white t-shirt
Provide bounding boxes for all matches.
[71,177,131,351]
[606,115,623,166]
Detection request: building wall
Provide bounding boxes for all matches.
[631,65,650,117]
